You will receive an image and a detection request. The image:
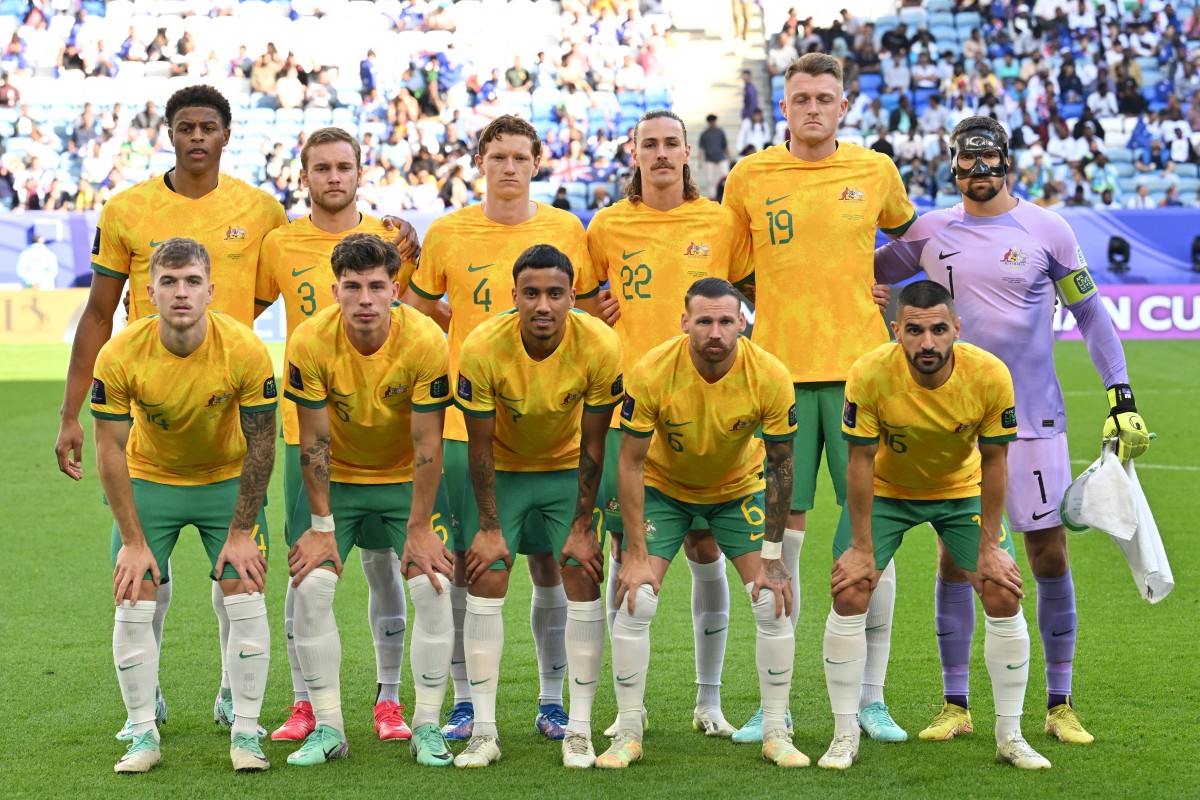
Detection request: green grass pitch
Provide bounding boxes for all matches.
[2,341,1197,799]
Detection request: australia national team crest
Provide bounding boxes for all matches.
[839,187,865,202]
[729,418,756,432]
[382,383,410,399]
[684,241,710,258]
[206,391,233,408]
[1001,247,1029,272]
[225,225,247,241]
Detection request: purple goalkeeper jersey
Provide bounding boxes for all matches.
[875,199,1128,439]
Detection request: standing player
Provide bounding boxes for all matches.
[402,115,601,742]
[722,52,917,742]
[255,127,442,744]
[586,109,751,738]
[874,116,1150,744]
[598,278,804,770]
[283,233,457,767]
[94,239,276,773]
[820,280,1049,771]
[56,84,287,739]
[453,244,622,769]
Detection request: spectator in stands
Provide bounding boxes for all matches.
[552,186,572,210]
[698,113,729,199]
[1058,61,1084,104]
[2,33,30,77]
[43,178,71,211]
[68,104,99,154]
[896,129,923,163]
[797,21,822,54]
[857,42,881,75]
[1087,82,1118,119]
[860,97,886,135]
[736,108,771,153]
[962,29,986,61]
[616,52,646,92]
[912,52,939,90]
[1095,188,1120,209]
[1086,152,1120,198]
[360,49,378,95]
[15,236,57,289]
[880,22,909,55]
[946,94,972,130]
[869,127,894,160]
[505,56,532,92]
[439,164,470,209]
[305,69,337,109]
[251,53,279,96]
[276,66,305,109]
[59,41,84,73]
[1126,183,1155,208]
[1065,183,1091,207]
[589,185,613,210]
[0,72,17,107]
[230,45,253,78]
[882,52,911,94]
[995,52,1021,87]
[919,94,948,135]
[1161,185,1185,207]
[119,26,148,63]
[889,94,917,134]
[1035,182,1064,210]
[1136,139,1176,181]
[768,31,799,77]
[1167,127,1195,164]
[132,101,162,132]
[741,69,758,119]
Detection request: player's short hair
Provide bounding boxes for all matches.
[330,233,400,279]
[685,277,740,309]
[300,127,362,170]
[897,279,955,315]
[949,115,1010,150]
[512,243,574,284]
[477,114,542,160]
[625,109,701,204]
[164,84,232,129]
[149,237,211,277]
[784,52,843,86]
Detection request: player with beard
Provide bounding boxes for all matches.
[874,116,1149,745]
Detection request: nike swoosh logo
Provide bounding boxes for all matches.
[1006,659,1029,670]
[330,388,353,397]
[664,420,691,427]
[291,266,317,277]
[1031,510,1055,521]
[451,659,465,665]
[938,250,962,260]
[767,667,790,675]
[470,678,490,686]
[765,195,790,206]
[384,628,404,637]
[287,633,294,640]
[142,401,165,408]
[865,623,887,631]
[574,678,598,686]
[879,420,908,429]
[118,662,142,671]
[150,240,165,247]
[324,744,343,759]
[551,663,567,672]
[302,675,321,683]
[467,263,494,272]
[935,631,953,637]
[621,249,645,260]
[615,672,639,682]
[422,672,447,682]
[703,626,727,636]
[1051,628,1075,637]
[750,532,765,541]
[239,650,264,659]
[824,658,857,665]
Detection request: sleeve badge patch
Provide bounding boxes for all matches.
[1075,245,1088,269]
[263,376,277,399]
[788,403,797,427]
[842,400,857,428]
[288,363,304,391]
[610,375,624,397]
[430,375,450,399]
[1073,270,1095,295]
[620,395,635,421]
[91,227,102,256]
[1002,406,1017,429]
[457,374,473,402]
[91,377,106,405]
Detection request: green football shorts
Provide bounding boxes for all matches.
[789,382,849,512]
[283,443,392,551]
[326,480,452,567]
[602,427,710,536]
[625,486,766,562]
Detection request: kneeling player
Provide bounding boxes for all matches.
[283,233,457,767]
[599,278,805,769]
[95,239,276,773]
[454,244,623,768]
[820,280,1049,771]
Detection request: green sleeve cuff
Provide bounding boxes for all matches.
[454,399,495,418]
[91,262,127,280]
[412,399,453,413]
[842,433,879,444]
[979,433,1018,444]
[284,391,326,409]
[732,272,755,289]
[254,297,273,308]
[91,410,132,421]
[761,431,796,442]
[577,283,600,300]
[880,211,918,236]
[620,424,654,439]
[408,281,442,300]
[240,402,277,414]
[584,400,621,413]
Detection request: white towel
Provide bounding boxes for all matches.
[1112,460,1174,604]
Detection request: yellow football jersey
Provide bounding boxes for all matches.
[723,142,916,383]
[285,304,451,484]
[841,342,1018,500]
[254,213,417,445]
[409,202,600,442]
[587,197,751,428]
[621,336,796,504]
[455,310,623,472]
[90,311,277,486]
[92,171,289,325]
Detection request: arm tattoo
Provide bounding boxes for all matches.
[233,409,277,530]
[573,444,601,526]
[764,557,790,585]
[468,447,500,530]
[414,453,434,470]
[763,440,793,546]
[300,435,331,485]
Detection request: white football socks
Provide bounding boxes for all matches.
[782,528,805,630]
[610,585,658,737]
[152,570,171,650]
[212,580,231,692]
[293,570,343,733]
[464,595,504,738]
[565,599,605,735]
[114,600,158,736]
[530,582,567,707]
[407,573,454,727]
[748,583,794,733]
[985,611,1030,740]
[449,583,470,705]
[360,547,406,704]
[283,581,309,704]
[224,592,270,738]
[824,609,867,740]
[688,555,728,712]
[605,553,620,634]
[861,559,896,709]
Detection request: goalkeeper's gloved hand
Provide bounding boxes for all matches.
[1102,384,1150,463]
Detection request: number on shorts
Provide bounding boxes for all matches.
[740,496,765,527]
[251,523,267,557]
[1033,470,1047,505]
[432,512,449,546]
[593,506,603,543]
[766,209,793,245]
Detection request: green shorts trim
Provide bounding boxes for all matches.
[627,486,765,561]
[283,444,392,551]
[109,477,269,584]
[831,496,1017,571]
[787,382,848,512]
[601,428,710,535]
[460,469,605,570]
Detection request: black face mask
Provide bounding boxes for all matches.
[950,130,1009,179]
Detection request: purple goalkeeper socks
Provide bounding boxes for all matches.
[1036,570,1077,706]
[934,576,975,705]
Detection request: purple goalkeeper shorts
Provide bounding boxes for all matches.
[1006,434,1072,533]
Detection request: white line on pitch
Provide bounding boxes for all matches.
[1070,459,1199,472]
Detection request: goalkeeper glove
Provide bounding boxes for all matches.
[1103,384,1150,463]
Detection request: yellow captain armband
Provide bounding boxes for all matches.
[1055,268,1098,305]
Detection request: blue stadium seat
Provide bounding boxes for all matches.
[1060,102,1084,120]
[276,108,304,126]
[529,183,556,204]
[303,108,334,127]
[928,12,955,27]
[1176,176,1200,193]
[954,11,982,30]
[936,192,959,208]
[332,107,359,128]
[644,85,671,109]
[1114,162,1135,177]
[616,91,645,112]
[859,73,883,95]
[1175,162,1199,178]
[925,0,952,11]
[771,74,785,94]
[246,108,275,125]
[879,93,900,112]
[929,26,957,45]
[1107,146,1134,162]
[564,181,587,208]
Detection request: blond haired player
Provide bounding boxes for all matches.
[255,127,445,744]
[283,233,457,767]
[597,278,803,770]
[586,109,751,738]
[723,52,917,742]
[402,115,602,741]
[93,238,276,773]
[453,244,622,768]
[820,279,1048,772]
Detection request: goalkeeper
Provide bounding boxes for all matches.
[874,115,1150,746]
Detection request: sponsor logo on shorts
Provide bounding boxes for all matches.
[610,375,623,397]
[1002,406,1017,429]
[605,498,619,513]
[430,375,449,399]
[288,363,304,391]
[456,375,473,402]
[263,377,277,399]
[1031,510,1055,521]
[620,394,635,421]
[642,520,656,538]
[842,400,857,428]
[91,377,107,405]
[207,391,233,407]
